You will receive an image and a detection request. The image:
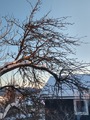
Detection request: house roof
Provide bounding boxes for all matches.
[40,74,90,99]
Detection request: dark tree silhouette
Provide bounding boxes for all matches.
[0,0,89,90]
[0,0,90,119]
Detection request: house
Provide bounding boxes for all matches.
[40,74,90,120]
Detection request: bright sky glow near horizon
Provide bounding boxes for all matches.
[0,0,90,80]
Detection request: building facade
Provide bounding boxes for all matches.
[41,74,90,120]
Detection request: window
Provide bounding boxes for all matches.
[74,99,89,115]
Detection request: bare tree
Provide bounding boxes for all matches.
[0,0,89,89]
[0,0,90,119]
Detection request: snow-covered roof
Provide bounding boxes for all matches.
[40,74,90,99]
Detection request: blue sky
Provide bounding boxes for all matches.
[0,0,90,63]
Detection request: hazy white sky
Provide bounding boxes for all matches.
[0,0,90,63]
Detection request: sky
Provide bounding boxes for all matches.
[0,0,90,62]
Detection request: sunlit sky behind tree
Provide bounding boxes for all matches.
[0,0,90,83]
[0,0,90,62]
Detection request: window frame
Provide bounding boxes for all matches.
[74,99,89,115]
